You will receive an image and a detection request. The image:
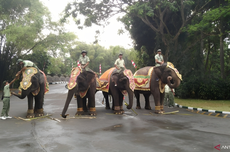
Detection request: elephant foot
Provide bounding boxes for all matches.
[75,111,84,116]
[136,106,141,109]
[35,108,44,117]
[154,106,161,114]
[154,110,162,114]
[89,107,96,116]
[114,110,123,115]
[145,106,152,110]
[27,109,34,118]
[105,106,111,110]
[89,111,97,116]
[35,113,44,117]
[26,113,35,118]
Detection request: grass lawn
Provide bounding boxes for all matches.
[175,98,230,112]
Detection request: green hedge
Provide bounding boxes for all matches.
[176,77,230,100]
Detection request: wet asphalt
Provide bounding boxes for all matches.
[0,84,229,152]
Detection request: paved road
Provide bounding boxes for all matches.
[0,84,229,152]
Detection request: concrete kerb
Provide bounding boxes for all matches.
[175,103,230,115]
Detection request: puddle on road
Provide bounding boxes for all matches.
[147,119,188,131]
[103,124,123,131]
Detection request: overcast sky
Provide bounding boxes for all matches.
[41,0,133,49]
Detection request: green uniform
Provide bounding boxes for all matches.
[164,85,175,107]
[23,60,38,69]
[155,54,164,67]
[79,55,90,71]
[1,84,10,117]
[114,58,125,72]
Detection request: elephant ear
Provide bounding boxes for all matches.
[154,64,168,77]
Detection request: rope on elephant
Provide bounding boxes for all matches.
[14,114,52,121]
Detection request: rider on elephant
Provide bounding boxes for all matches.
[155,49,164,67]
[16,59,39,77]
[114,53,126,86]
[79,50,90,71]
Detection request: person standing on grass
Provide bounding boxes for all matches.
[164,84,175,108]
[1,79,16,120]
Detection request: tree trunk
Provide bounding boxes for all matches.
[220,34,224,79]
[205,40,210,72]
[200,32,204,64]
[219,16,224,79]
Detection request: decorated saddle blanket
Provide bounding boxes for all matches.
[134,67,154,91]
[19,67,49,96]
[96,67,116,92]
[122,69,135,95]
[67,67,82,90]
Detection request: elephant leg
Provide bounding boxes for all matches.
[76,95,84,115]
[110,87,121,114]
[160,92,165,113]
[34,91,44,117]
[82,97,88,112]
[103,92,110,109]
[134,91,141,109]
[111,96,115,110]
[144,93,151,110]
[27,93,35,118]
[88,88,96,116]
[151,90,162,114]
[119,92,124,114]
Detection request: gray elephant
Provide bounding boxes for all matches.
[134,62,182,113]
[12,67,49,118]
[97,68,135,114]
[61,68,97,118]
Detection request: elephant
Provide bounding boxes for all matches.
[61,69,97,118]
[99,69,135,114]
[12,67,48,118]
[134,62,182,114]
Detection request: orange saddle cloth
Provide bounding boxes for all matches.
[96,67,116,92]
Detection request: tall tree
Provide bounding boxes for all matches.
[62,0,211,61]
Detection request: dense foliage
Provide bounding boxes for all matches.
[63,0,230,99]
[1,0,229,100]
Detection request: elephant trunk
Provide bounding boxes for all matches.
[125,86,133,109]
[61,89,75,118]
[12,88,29,99]
[167,76,181,88]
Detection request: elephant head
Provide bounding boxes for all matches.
[61,71,96,118]
[112,71,134,109]
[77,71,96,92]
[154,63,182,89]
[13,73,43,99]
